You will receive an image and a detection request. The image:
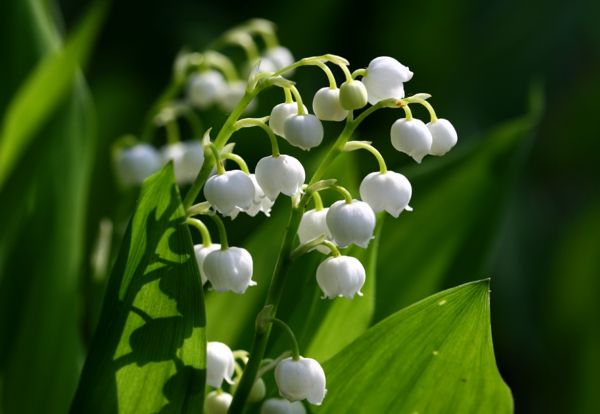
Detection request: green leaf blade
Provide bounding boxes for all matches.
[71,164,206,414]
[316,280,512,414]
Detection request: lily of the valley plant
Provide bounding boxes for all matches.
[114,18,458,414]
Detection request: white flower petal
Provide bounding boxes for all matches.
[427,118,458,156]
[390,118,432,163]
[359,171,412,217]
[203,247,255,294]
[326,200,376,248]
[255,155,306,200]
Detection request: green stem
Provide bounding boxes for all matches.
[165,120,181,144]
[332,184,353,203]
[312,191,324,210]
[352,68,367,79]
[182,88,259,209]
[270,318,300,360]
[222,153,250,174]
[209,213,229,249]
[288,85,306,115]
[228,202,304,413]
[283,88,293,103]
[344,141,387,173]
[403,104,413,121]
[321,240,341,256]
[208,144,225,175]
[234,118,280,157]
[405,96,438,122]
[186,217,212,247]
[313,61,337,89]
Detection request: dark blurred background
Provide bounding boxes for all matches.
[4,0,600,412]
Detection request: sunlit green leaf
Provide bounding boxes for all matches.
[71,164,205,413]
[315,279,512,414]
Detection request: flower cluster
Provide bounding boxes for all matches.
[115,18,458,411]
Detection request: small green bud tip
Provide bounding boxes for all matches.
[339,80,368,110]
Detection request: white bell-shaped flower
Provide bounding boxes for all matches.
[326,200,376,248]
[115,143,162,186]
[261,398,307,414]
[204,391,233,414]
[245,174,274,217]
[187,70,226,108]
[255,155,305,200]
[161,141,205,184]
[427,118,458,156]
[283,114,324,151]
[361,56,413,105]
[359,171,412,217]
[297,209,332,254]
[316,255,366,299]
[339,80,368,110]
[263,46,295,72]
[206,341,235,388]
[274,357,327,405]
[219,81,257,113]
[269,103,308,138]
[390,118,433,163]
[193,243,221,285]
[203,247,256,293]
[312,88,348,122]
[204,170,255,219]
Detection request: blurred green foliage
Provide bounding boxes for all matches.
[1,0,599,412]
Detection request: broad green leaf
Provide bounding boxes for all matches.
[0,0,107,189]
[374,93,541,321]
[71,164,206,413]
[315,279,512,414]
[0,3,103,412]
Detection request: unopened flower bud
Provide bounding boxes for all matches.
[187,70,226,108]
[206,341,235,388]
[194,243,221,285]
[115,143,162,186]
[203,247,256,293]
[312,87,348,121]
[275,357,327,405]
[204,391,232,414]
[361,56,413,104]
[316,255,366,299]
[283,114,324,151]
[204,170,255,219]
[390,118,433,163]
[161,141,205,184]
[270,103,308,138]
[255,155,305,200]
[427,118,458,156]
[339,80,368,110]
[326,200,376,248]
[261,398,307,414]
[298,209,331,254]
[359,171,412,217]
